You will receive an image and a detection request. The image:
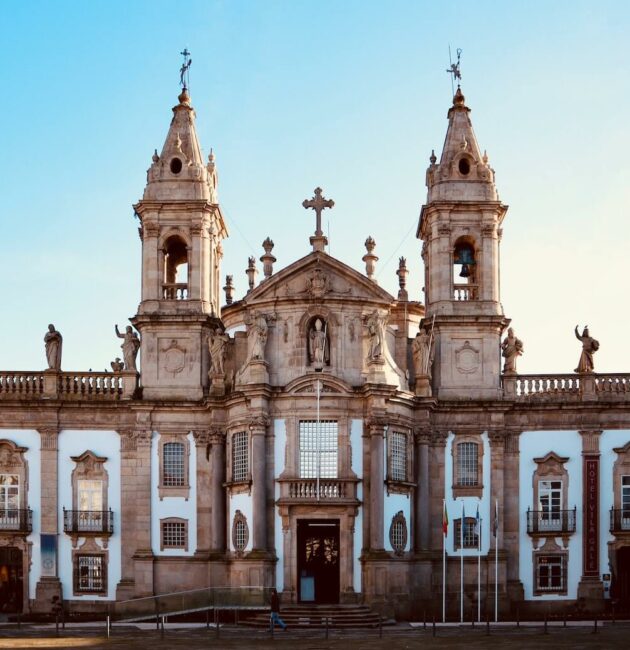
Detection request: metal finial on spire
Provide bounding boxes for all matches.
[179,48,192,89]
[446,46,462,95]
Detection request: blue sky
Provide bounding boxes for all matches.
[1,1,629,373]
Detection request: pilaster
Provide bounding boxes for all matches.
[368,420,386,551]
[250,417,268,551]
[503,431,524,600]
[414,430,431,552]
[132,429,154,596]
[116,429,138,599]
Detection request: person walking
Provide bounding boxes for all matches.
[269,588,288,632]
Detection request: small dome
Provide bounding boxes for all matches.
[453,86,466,107]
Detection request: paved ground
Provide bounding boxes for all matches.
[0,622,629,650]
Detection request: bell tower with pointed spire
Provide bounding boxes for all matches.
[417,86,509,399]
[132,78,228,400]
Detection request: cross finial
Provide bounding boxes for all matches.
[180,48,192,89]
[302,187,334,237]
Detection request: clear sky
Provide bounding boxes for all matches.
[1,0,629,374]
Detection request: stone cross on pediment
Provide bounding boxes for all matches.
[302,187,334,237]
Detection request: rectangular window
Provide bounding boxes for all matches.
[161,520,187,550]
[76,555,105,593]
[456,442,478,486]
[78,480,103,511]
[231,432,249,483]
[0,474,19,510]
[299,420,338,479]
[536,554,565,593]
[389,432,407,482]
[538,480,562,531]
[162,442,185,487]
[454,518,479,550]
[622,476,630,516]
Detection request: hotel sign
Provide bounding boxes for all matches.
[583,456,599,577]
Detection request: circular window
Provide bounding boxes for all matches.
[458,158,470,175]
[170,157,183,174]
[232,510,249,552]
[389,511,408,556]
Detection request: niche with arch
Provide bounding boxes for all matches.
[162,234,189,299]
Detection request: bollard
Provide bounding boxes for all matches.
[432,615,436,637]
[486,614,490,636]
[543,614,548,635]
[106,614,110,639]
[325,616,329,640]
[592,616,598,634]
[516,607,520,628]
[160,615,164,638]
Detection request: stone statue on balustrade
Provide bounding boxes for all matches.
[110,357,124,372]
[501,327,524,373]
[574,325,599,373]
[308,318,329,369]
[249,312,269,362]
[208,328,229,376]
[44,324,63,370]
[115,325,140,372]
[412,328,435,378]
[365,310,386,362]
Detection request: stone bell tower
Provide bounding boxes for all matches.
[132,86,228,400]
[417,87,509,399]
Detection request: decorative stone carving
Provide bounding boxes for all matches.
[348,318,356,342]
[110,358,124,372]
[245,256,258,292]
[208,328,228,376]
[248,312,270,362]
[305,268,331,299]
[396,256,408,300]
[574,325,599,373]
[501,327,524,373]
[455,340,480,374]
[389,511,408,556]
[308,318,329,368]
[44,324,62,370]
[412,328,433,379]
[260,237,276,278]
[115,325,140,372]
[223,275,234,305]
[362,237,378,280]
[364,310,386,362]
[162,339,186,374]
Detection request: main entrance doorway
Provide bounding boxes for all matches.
[0,547,23,613]
[614,546,630,605]
[297,519,339,604]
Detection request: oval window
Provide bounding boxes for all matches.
[170,158,183,174]
[458,158,470,175]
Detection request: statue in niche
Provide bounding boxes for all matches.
[208,327,229,375]
[308,318,329,367]
[574,325,599,373]
[501,327,524,373]
[44,324,63,370]
[249,312,269,362]
[412,328,434,379]
[115,325,141,372]
[365,310,385,361]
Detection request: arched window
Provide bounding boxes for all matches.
[453,238,477,301]
[163,235,189,299]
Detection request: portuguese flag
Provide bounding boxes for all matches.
[442,501,449,536]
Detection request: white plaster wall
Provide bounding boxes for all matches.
[519,430,582,600]
[0,429,40,599]
[600,430,630,579]
[444,432,491,556]
[150,431,197,556]
[58,430,121,600]
[350,419,363,593]
[273,418,286,589]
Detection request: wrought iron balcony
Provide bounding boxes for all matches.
[0,508,32,533]
[526,508,576,535]
[63,509,113,535]
[610,508,630,534]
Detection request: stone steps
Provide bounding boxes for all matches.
[242,604,393,629]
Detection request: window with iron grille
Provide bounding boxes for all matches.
[453,517,479,550]
[162,442,185,487]
[162,520,187,549]
[622,476,630,516]
[232,510,249,552]
[299,420,338,479]
[456,442,478,486]
[535,554,566,593]
[76,554,105,593]
[231,432,249,483]
[389,511,408,555]
[389,432,407,482]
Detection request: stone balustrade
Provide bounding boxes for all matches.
[503,372,630,402]
[453,284,477,301]
[0,372,44,398]
[0,370,137,400]
[162,282,188,300]
[277,478,359,503]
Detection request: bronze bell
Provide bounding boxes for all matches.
[459,263,471,278]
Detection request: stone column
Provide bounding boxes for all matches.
[488,432,505,548]
[578,430,604,602]
[142,222,160,301]
[250,419,268,551]
[415,432,431,552]
[209,432,226,552]
[34,428,61,610]
[369,422,385,550]
[193,431,212,555]
[429,432,447,550]
[133,429,154,596]
[503,432,523,599]
[116,430,138,599]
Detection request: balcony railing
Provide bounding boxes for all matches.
[453,284,478,301]
[63,509,114,535]
[503,373,630,402]
[0,372,44,398]
[277,478,360,504]
[0,508,32,533]
[58,372,124,399]
[162,283,188,300]
[610,508,630,533]
[526,508,576,535]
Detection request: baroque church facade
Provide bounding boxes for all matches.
[1,80,630,619]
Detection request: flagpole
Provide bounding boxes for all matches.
[460,500,464,623]
[442,499,446,623]
[494,498,499,622]
[477,519,481,623]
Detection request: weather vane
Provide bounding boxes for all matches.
[446,46,462,95]
[180,48,192,90]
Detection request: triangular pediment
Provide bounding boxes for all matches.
[243,251,395,307]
